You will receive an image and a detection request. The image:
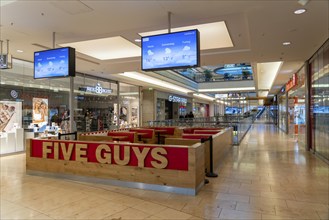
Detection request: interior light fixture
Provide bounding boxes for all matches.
[313,84,329,88]
[193,93,214,101]
[120,72,193,94]
[294,9,306,14]
[198,87,255,92]
[134,39,141,42]
[282,42,291,46]
[16,49,24,53]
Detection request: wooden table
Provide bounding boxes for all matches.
[111,136,127,141]
[136,133,148,141]
[154,130,167,144]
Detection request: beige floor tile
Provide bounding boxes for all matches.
[286,200,328,212]
[236,202,276,215]
[132,201,167,215]
[294,192,329,204]
[317,210,329,220]
[46,196,109,219]
[152,198,188,211]
[0,206,47,220]
[18,189,89,213]
[219,208,262,219]
[260,191,296,200]
[249,197,288,209]
[182,202,222,219]
[68,201,128,219]
[152,208,193,219]
[106,208,151,219]
[199,199,237,210]
[261,213,295,219]
[275,206,321,219]
[216,192,250,203]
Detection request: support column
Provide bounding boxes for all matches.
[69,77,74,133]
[305,61,312,152]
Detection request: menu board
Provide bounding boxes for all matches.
[0,101,22,132]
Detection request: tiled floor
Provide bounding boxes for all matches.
[1,124,328,219]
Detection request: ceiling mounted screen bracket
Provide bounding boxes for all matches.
[168,11,172,33]
[52,32,56,49]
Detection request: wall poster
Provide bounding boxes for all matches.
[32,98,48,126]
[0,101,22,132]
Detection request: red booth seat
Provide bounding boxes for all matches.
[183,127,222,134]
[130,128,156,144]
[108,131,138,143]
[152,127,176,136]
[80,131,109,136]
[194,130,221,135]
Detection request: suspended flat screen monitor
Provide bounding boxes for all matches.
[34,47,75,79]
[141,29,200,71]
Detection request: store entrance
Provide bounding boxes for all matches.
[165,100,173,120]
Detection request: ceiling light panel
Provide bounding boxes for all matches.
[257,61,282,92]
[198,87,255,92]
[61,36,141,60]
[139,21,233,50]
[120,72,193,93]
[193,94,214,101]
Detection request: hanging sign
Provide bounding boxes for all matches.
[286,73,298,92]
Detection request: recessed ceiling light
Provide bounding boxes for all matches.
[134,39,141,42]
[16,49,23,53]
[282,42,291,46]
[294,9,306,15]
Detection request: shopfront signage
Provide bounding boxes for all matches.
[79,83,112,94]
[30,139,188,171]
[215,94,228,99]
[286,73,298,92]
[168,95,187,103]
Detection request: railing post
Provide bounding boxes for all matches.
[205,136,218,178]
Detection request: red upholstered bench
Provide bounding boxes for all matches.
[183,127,222,134]
[129,128,156,144]
[108,131,138,143]
[194,130,221,135]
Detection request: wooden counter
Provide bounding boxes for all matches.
[26,139,205,195]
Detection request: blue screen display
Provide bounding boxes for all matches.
[225,107,242,114]
[142,29,199,70]
[34,47,71,79]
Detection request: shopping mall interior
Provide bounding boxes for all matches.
[0,1,328,219]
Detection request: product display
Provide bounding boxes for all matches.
[0,101,22,132]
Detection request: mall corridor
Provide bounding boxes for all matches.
[1,124,328,220]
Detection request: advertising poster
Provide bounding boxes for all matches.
[32,98,48,126]
[0,101,22,132]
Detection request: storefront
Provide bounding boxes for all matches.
[74,75,118,132]
[287,68,306,146]
[156,91,192,120]
[278,86,288,133]
[118,83,140,128]
[309,39,329,161]
[193,101,210,118]
[0,59,141,154]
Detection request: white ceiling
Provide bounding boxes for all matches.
[0,0,328,97]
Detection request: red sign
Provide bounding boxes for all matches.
[30,139,188,171]
[286,73,298,92]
